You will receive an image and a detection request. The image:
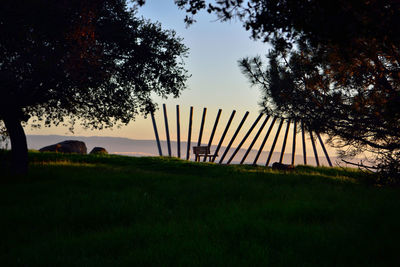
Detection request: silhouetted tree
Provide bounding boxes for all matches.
[0,0,189,174]
[175,0,400,181]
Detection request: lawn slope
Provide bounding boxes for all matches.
[0,152,399,266]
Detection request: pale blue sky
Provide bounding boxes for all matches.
[27,0,269,139]
[139,0,268,117]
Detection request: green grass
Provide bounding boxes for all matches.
[0,151,399,266]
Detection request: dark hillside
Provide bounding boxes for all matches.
[0,151,398,266]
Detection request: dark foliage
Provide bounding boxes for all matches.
[175,0,400,182]
[0,0,189,173]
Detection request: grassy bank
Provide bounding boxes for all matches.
[0,151,399,266]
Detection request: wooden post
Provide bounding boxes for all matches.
[151,112,162,156]
[309,130,320,166]
[219,111,249,164]
[176,105,181,158]
[266,118,284,166]
[204,109,222,162]
[301,120,307,165]
[227,113,263,164]
[163,104,171,157]
[195,107,207,161]
[212,110,236,162]
[253,117,277,165]
[186,106,193,160]
[316,132,333,167]
[291,119,297,165]
[241,115,270,164]
[279,119,291,163]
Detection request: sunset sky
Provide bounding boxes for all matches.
[26,0,267,138]
[25,0,335,160]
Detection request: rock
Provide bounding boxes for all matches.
[90,147,108,155]
[39,140,87,154]
[272,162,295,171]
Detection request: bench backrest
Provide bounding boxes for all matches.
[193,146,210,155]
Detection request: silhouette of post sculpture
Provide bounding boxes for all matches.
[291,119,297,165]
[196,108,207,161]
[151,112,162,156]
[253,117,277,165]
[219,111,249,164]
[204,109,222,162]
[227,113,263,164]
[163,104,171,157]
[301,120,307,165]
[150,105,334,167]
[176,105,181,158]
[317,132,333,167]
[186,106,194,160]
[309,130,320,166]
[279,119,291,164]
[241,115,270,164]
[212,110,236,162]
[266,118,284,166]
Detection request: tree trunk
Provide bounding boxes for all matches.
[3,115,28,175]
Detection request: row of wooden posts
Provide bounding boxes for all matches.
[151,104,332,166]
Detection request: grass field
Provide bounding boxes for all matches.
[0,151,399,266]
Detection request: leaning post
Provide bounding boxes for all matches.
[196,107,207,161]
[291,119,297,165]
[227,113,263,164]
[176,105,181,158]
[240,115,270,164]
[266,118,284,166]
[151,111,162,156]
[212,110,236,162]
[316,132,333,167]
[219,111,249,164]
[301,120,307,165]
[279,119,291,163]
[186,106,193,160]
[163,104,171,157]
[204,109,222,162]
[253,117,277,165]
[309,130,320,166]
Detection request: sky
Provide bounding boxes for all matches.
[24,0,337,161]
[26,0,268,139]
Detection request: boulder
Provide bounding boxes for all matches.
[90,147,108,155]
[272,162,295,171]
[39,140,87,154]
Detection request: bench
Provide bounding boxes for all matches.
[193,146,217,162]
